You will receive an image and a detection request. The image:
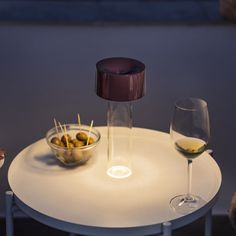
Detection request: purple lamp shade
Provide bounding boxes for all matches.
[96,57,145,102]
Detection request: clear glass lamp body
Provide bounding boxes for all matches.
[107,101,133,179]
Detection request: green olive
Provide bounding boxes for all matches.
[51,137,65,147]
[87,137,94,145]
[51,137,61,146]
[71,139,85,147]
[58,141,65,147]
[61,134,72,145]
[76,132,88,142]
[67,142,74,149]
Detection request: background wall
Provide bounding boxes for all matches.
[0,0,220,23]
[0,24,236,216]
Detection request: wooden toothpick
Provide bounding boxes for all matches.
[63,124,69,148]
[54,118,60,139]
[58,122,69,148]
[86,120,94,145]
[58,122,64,134]
[77,113,81,130]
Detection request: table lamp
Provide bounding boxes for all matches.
[96,57,145,178]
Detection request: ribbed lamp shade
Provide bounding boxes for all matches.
[96,57,145,101]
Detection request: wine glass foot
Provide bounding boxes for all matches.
[170,194,206,215]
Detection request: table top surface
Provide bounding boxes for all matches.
[8,127,222,230]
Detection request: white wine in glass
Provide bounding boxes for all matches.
[170,98,210,215]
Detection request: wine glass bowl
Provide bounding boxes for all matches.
[170,98,210,215]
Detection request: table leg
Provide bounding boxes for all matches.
[162,221,172,236]
[5,191,14,236]
[205,209,212,236]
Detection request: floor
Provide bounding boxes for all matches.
[0,215,235,236]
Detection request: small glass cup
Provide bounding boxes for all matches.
[46,124,101,166]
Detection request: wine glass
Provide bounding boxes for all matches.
[170,98,210,215]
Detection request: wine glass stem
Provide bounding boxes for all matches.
[187,159,193,200]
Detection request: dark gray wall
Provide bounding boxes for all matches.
[0,24,236,216]
[0,0,220,23]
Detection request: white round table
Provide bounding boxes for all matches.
[7,127,222,236]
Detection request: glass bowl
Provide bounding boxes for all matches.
[46,124,101,166]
